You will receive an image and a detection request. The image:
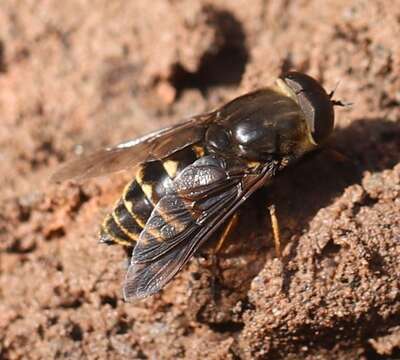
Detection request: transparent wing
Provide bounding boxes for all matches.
[51,113,214,183]
[123,155,279,300]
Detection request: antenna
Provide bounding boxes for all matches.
[328,80,341,99]
[331,99,353,108]
[328,80,352,108]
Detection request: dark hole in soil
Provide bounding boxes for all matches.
[114,318,130,335]
[45,227,66,240]
[208,320,244,333]
[170,7,248,95]
[0,40,6,73]
[59,297,83,309]
[69,323,83,342]
[7,238,37,254]
[366,250,387,274]
[318,239,342,259]
[100,294,118,309]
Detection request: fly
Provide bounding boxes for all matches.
[52,72,343,300]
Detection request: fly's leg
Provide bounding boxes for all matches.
[215,212,239,254]
[268,204,282,258]
[209,212,240,298]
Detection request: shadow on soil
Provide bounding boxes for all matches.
[170,6,249,95]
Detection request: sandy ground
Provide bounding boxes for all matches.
[1,1,400,359]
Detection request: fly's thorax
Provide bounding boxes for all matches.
[205,87,317,162]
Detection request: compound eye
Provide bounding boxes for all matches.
[296,91,332,145]
[284,72,335,145]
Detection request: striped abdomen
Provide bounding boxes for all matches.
[99,144,205,247]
